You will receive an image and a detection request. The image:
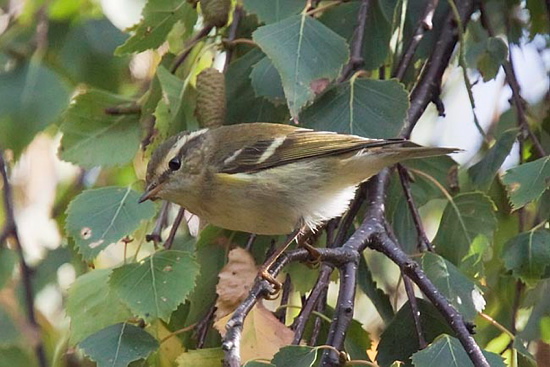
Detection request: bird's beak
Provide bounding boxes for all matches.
[138,183,163,203]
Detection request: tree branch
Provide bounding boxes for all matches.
[0,152,48,367]
[291,264,333,343]
[320,259,359,366]
[404,0,476,138]
[222,1,489,366]
[369,231,488,367]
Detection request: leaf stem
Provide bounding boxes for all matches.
[478,312,515,339]
[159,323,197,344]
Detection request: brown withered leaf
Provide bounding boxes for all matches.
[215,247,257,320]
[214,302,294,362]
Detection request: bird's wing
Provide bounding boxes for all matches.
[214,124,404,174]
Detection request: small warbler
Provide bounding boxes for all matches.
[139,123,458,235]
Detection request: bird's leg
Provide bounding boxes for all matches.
[300,230,322,267]
[259,228,302,299]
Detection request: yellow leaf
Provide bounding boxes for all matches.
[176,348,224,367]
[146,320,184,367]
[214,302,294,362]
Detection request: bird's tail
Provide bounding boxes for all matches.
[340,142,460,185]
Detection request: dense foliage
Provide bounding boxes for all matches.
[0,0,548,367]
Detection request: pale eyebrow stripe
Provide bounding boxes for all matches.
[155,129,208,176]
[257,136,286,164]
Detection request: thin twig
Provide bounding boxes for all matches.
[393,0,439,80]
[196,303,216,348]
[404,0,476,138]
[478,2,546,158]
[339,0,370,82]
[275,274,292,323]
[447,0,488,141]
[0,152,48,367]
[223,5,243,72]
[291,265,333,343]
[397,164,432,252]
[309,287,328,346]
[104,104,141,115]
[171,25,214,74]
[146,201,171,245]
[403,277,427,349]
[164,207,185,249]
[305,0,344,16]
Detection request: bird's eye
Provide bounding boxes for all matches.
[168,157,181,171]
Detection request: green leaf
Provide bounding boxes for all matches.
[411,334,505,367]
[32,247,73,295]
[115,0,195,55]
[110,250,199,321]
[65,187,156,260]
[421,252,485,321]
[503,229,550,286]
[527,0,549,37]
[67,269,132,345]
[518,281,550,343]
[433,193,497,266]
[502,156,550,210]
[243,0,303,24]
[154,65,189,141]
[377,299,454,367]
[320,0,392,71]
[156,65,185,121]
[0,61,69,156]
[55,19,129,92]
[0,305,21,347]
[358,255,394,323]
[404,156,458,204]
[176,348,225,367]
[0,347,32,367]
[468,129,518,190]
[515,338,538,367]
[253,15,349,117]
[271,345,318,367]
[59,89,141,168]
[283,261,319,294]
[79,323,159,367]
[477,37,508,81]
[465,21,508,82]
[345,319,371,361]
[301,78,408,138]
[243,362,274,367]
[250,57,285,105]
[225,49,289,124]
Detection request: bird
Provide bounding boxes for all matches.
[139,122,458,290]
